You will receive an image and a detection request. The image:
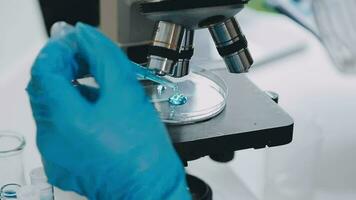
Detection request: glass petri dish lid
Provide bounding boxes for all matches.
[0,131,26,157]
[142,68,228,125]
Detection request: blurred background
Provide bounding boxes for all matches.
[0,0,355,199]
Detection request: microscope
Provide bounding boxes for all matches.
[101,0,294,199]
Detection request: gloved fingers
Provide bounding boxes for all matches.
[53,30,91,78]
[30,39,76,79]
[42,159,86,197]
[51,25,90,78]
[74,22,138,93]
[27,40,88,120]
[75,83,100,103]
[36,126,95,174]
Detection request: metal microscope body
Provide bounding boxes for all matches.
[107,0,294,164]
[119,0,253,78]
[139,0,254,77]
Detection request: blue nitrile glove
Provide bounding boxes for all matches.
[26,22,191,200]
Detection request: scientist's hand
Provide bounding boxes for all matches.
[27,23,190,200]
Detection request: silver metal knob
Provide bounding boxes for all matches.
[208,17,253,73]
[172,29,195,77]
[147,21,185,76]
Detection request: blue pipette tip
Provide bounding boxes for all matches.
[132,62,178,90]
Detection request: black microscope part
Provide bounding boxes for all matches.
[39,0,99,35]
[141,0,249,13]
[187,174,213,200]
[216,36,248,57]
[209,152,235,163]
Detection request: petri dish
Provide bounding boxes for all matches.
[0,131,25,157]
[142,68,228,125]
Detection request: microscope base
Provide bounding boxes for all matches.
[168,69,294,162]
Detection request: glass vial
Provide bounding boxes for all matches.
[0,131,26,190]
[30,167,54,200]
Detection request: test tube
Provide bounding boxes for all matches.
[30,167,54,200]
[0,131,26,190]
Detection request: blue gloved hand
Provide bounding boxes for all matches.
[27,22,191,200]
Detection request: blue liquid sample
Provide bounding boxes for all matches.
[169,93,188,106]
[0,184,20,199]
[2,190,16,198]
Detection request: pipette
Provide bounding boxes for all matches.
[131,62,177,90]
[50,22,178,90]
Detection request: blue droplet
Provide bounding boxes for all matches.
[3,190,16,197]
[169,93,187,106]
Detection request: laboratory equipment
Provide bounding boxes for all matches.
[100,0,294,199]
[28,24,190,200]
[0,131,26,193]
[132,62,178,90]
[50,21,178,91]
[143,68,227,124]
[266,0,317,34]
[0,184,21,200]
[30,167,54,200]
[17,185,40,200]
[141,1,253,76]
[112,0,255,124]
[312,0,356,73]
[267,0,356,74]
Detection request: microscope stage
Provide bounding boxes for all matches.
[167,69,294,162]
